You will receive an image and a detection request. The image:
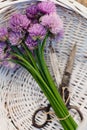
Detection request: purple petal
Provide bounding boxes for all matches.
[9,31,22,45]
[26,4,38,19]
[38,1,56,14]
[28,23,46,40]
[0,42,7,60]
[3,61,16,68]
[40,12,63,35]
[55,29,64,41]
[25,36,37,50]
[9,13,31,32]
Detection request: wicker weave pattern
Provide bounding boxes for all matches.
[0,0,87,18]
[0,0,87,130]
[0,98,16,130]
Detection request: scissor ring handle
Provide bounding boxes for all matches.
[68,105,83,121]
[32,105,51,128]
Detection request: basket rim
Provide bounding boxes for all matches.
[0,0,87,19]
[0,0,86,129]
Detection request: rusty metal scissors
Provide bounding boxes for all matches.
[32,44,83,128]
[58,44,83,120]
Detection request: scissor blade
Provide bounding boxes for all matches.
[59,44,77,105]
[65,44,76,74]
[61,44,77,86]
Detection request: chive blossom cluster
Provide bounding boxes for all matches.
[0,1,63,68]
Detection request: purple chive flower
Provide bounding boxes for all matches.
[26,4,38,19]
[25,36,37,50]
[3,60,16,68]
[0,43,16,68]
[9,31,22,45]
[55,29,64,41]
[0,28,8,41]
[40,12,63,35]
[9,13,31,32]
[28,23,46,40]
[0,41,16,68]
[38,1,56,14]
[0,42,7,60]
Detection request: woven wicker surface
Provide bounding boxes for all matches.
[0,0,87,19]
[0,0,87,130]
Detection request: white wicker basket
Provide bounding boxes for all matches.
[0,0,87,130]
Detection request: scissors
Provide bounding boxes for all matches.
[32,44,83,128]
